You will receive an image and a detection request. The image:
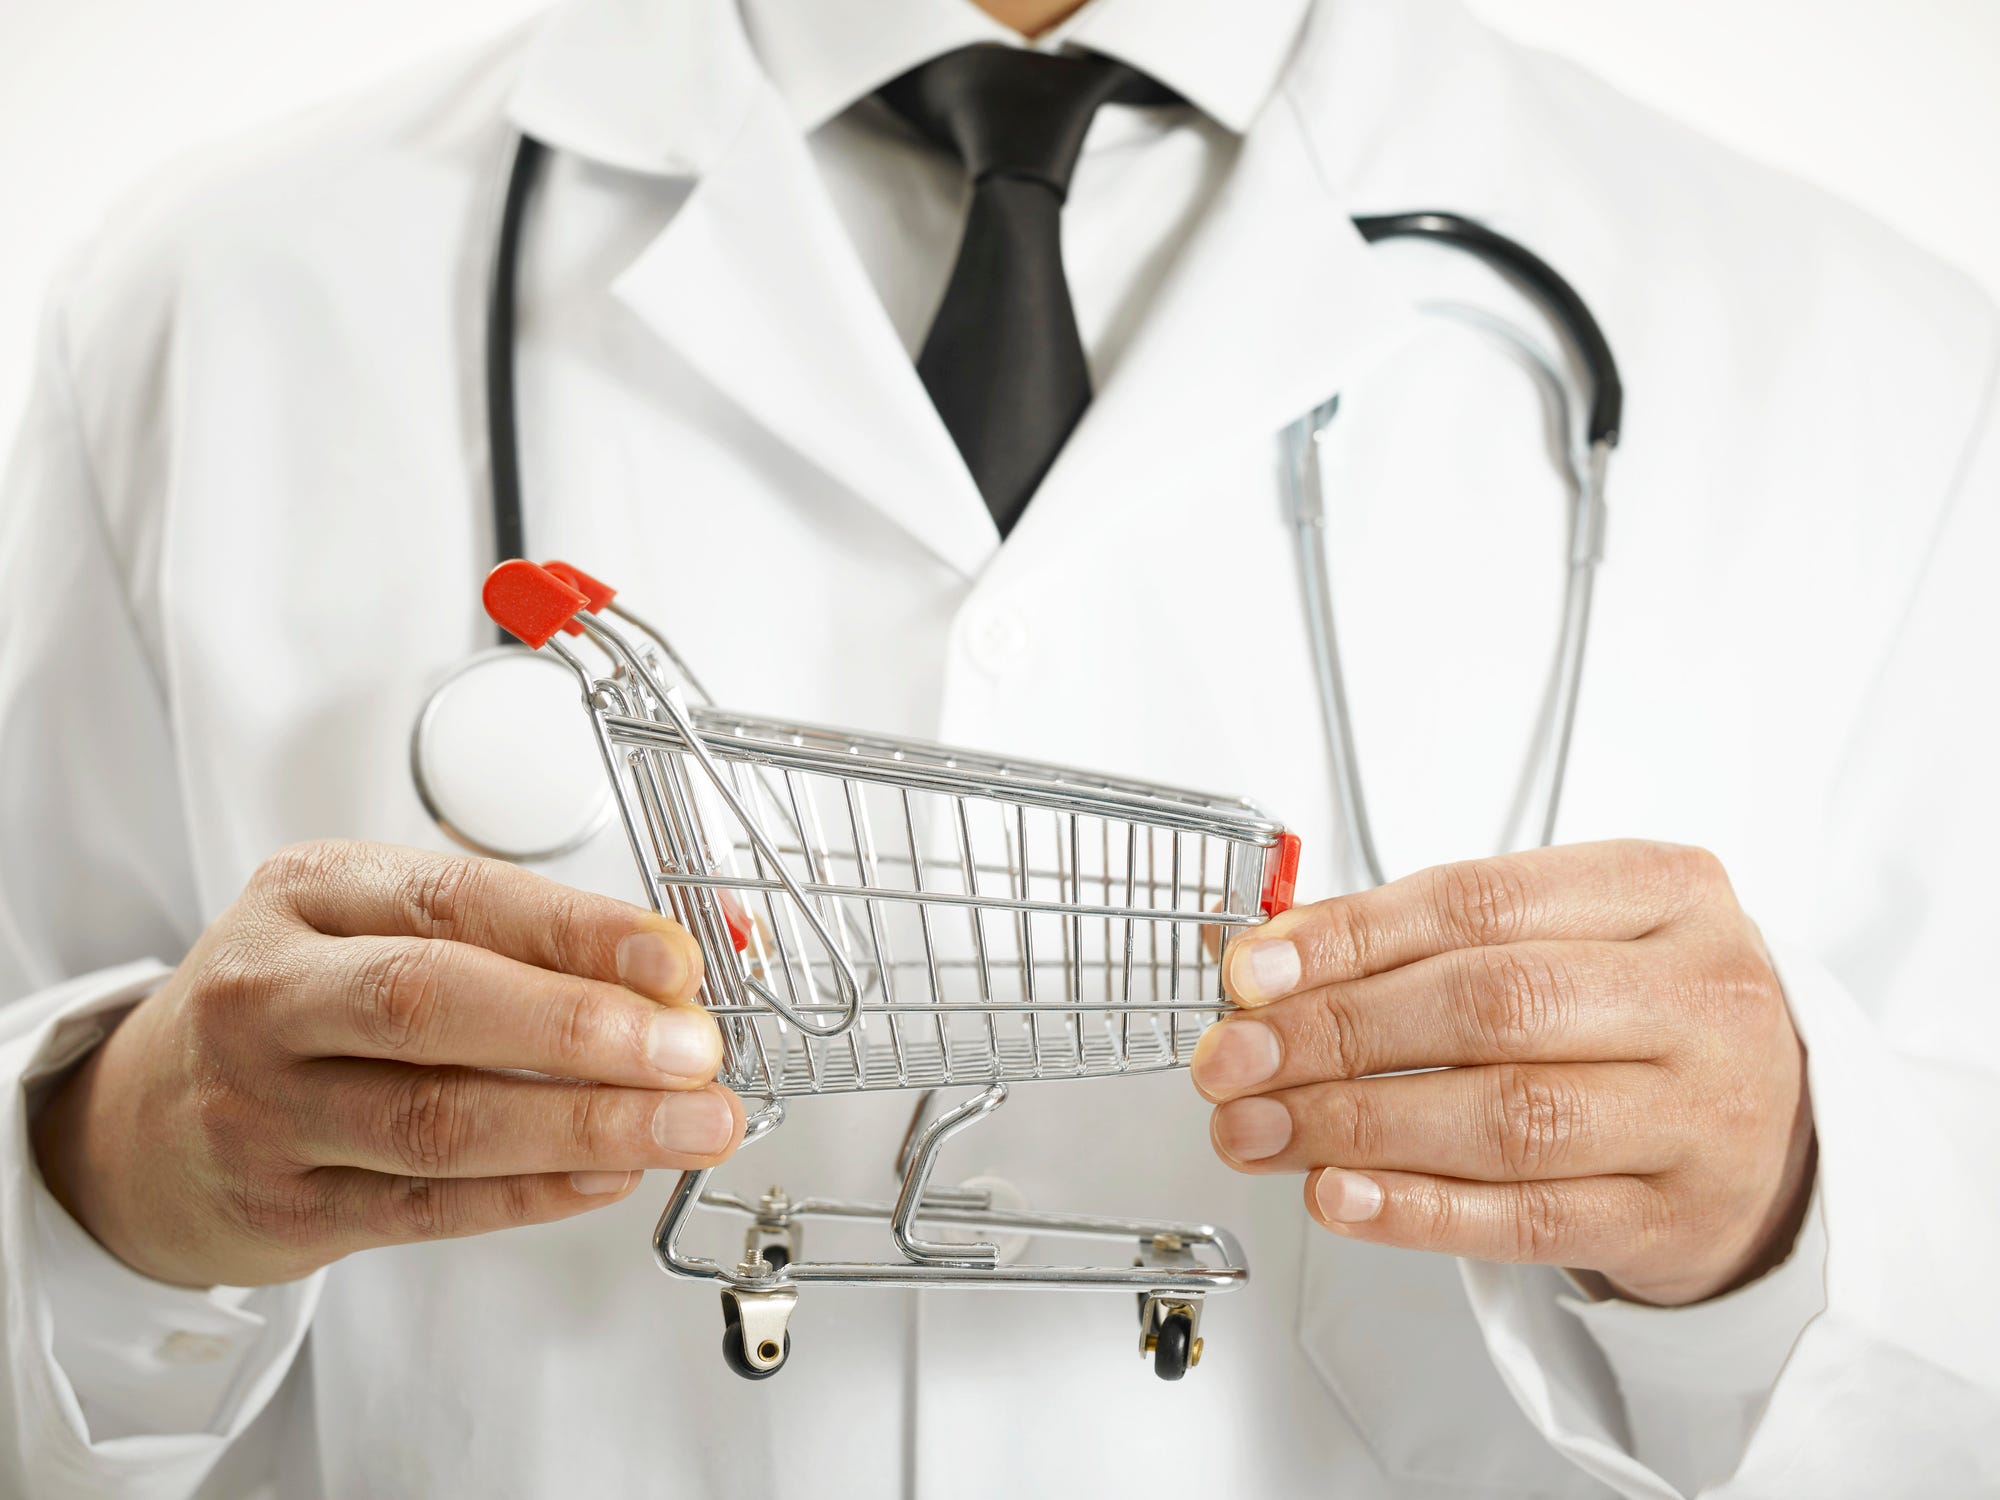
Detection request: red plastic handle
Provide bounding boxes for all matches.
[540,561,616,638]
[1259,831,1302,917]
[482,560,589,650]
[542,560,616,611]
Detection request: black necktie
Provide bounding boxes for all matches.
[878,46,1179,535]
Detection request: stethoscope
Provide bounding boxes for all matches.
[413,135,1622,886]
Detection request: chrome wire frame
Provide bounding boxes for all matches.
[543,615,1291,1101]
[536,606,1272,1346]
[659,1139,1248,1296]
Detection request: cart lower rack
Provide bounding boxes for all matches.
[484,560,1302,1380]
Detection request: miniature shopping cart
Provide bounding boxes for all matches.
[482,560,1302,1381]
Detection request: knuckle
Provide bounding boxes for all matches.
[238,1177,336,1251]
[546,982,617,1077]
[1330,1085,1385,1162]
[185,939,282,1051]
[1303,904,1371,982]
[1433,859,1532,948]
[383,1070,472,1176]
[541,891,603,976]
[1308,990,1363,1079]
[1709,950,1780,1015]
[400,855,484,941]
[1406,1177,1461,1251]
[1510,1179,1575,1261]
[1493,1065,1585,1177]
[1674,946,1778,1033]
[351,941,449,1054]
[1655,843,1728,905]
[1630,1179,1682,1255]
[195,935,276,1008]
[189,1080,255,1166]
[1702,1070,1765,1135]
[498,1173,544,1226]
[254,840,353,901]
[565,1084,618,1160]
[1464,947,1572,1055]
[386,1176,462,1239]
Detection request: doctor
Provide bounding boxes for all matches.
[2,0,1997,1495]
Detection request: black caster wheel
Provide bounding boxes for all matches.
[1151,1311,1194,1382]
[720,1296,791,1381]
[720,1327,791,1380]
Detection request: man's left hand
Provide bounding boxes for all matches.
[1192,840,1814,1305]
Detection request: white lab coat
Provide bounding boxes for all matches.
[4,0,1999,1495]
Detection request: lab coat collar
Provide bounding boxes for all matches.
[608,78,1004,580]
[508,0,1002,577]
[1282,0,1518,215]
[503,0,1430,584]
[505,0,765,177]
[978,56,1424,593]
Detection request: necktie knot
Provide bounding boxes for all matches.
[879,45,1178,201]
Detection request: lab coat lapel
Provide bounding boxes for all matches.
[981,79,1422,590]
[610,84,1000,581]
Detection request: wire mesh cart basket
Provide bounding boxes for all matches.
[483,560,1303,1380]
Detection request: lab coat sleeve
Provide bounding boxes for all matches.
[1459,335,2000,1498]
[0,288,314,1497]
[1558,1185,1828,1496]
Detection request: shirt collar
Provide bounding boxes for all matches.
[741,0,1313,135]
[507,0,1314,178]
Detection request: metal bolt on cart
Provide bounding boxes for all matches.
[482,559,1303,1381]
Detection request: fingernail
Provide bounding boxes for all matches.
[1314,1169,1384,1224]
[1214,1097,1292,1162]
[1229,938,1301,1004]
[647,1005,722,1080]
[569,1170,634,1196]
[1191,1021,1281,1095]
[618,930,690,999]
[653,1092,735,1156]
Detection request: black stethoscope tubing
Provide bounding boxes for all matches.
[481,133,1624,621]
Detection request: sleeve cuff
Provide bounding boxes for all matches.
[1552,1183,1826,1495]
[30,1170,321,1443]
[3,961,320,1474]
[1560,1183,1826,1401]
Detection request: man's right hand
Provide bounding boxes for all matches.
[30,841,743,1289]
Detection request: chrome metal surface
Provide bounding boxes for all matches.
[1284,301,1611,888]
[891,1084,1008,1266]
[409,647,614,861]
[517,587,1265,1371]
[540,608,1288,1099]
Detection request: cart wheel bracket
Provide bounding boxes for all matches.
[1137,1232,1208,1380]
[720,1281,798,1379]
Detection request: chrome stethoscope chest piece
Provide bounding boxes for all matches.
[409,646,614,863]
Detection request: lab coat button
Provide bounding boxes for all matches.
[158,1331,232,1365]
[965,607,1029,676]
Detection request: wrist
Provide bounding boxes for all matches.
[29,1000,200,1288]
[31,1033,119,1242]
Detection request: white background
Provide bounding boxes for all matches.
[2,0,1998,438]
